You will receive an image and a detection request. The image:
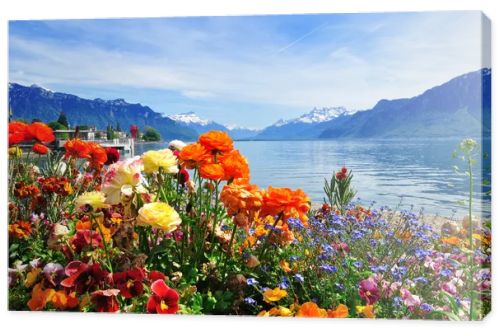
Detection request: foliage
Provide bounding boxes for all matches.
[48,121,69,139]
[142,126,161,142]
[57,112,69,128]
[7,123,491,319]
[324,166,356,214]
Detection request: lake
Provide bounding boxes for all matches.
[134,139,491,218]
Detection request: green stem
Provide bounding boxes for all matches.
[208,181,220,255]
[221,222,238,277]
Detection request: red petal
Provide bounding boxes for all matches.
[150,279,169,298]
[146,296,157,313]
[165,288,180,304]
[64,261,87,277]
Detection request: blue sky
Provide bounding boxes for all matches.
[9,12,486,128]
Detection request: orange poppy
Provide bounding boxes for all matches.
[33,143,49,155]
[199,163,225,181]
[178,143,211,169]
[9,121,31,145]
[327,304,349,318]
[27,122,55,143]
[220,150,250,181]
[87,142,108,168]
[198,130,233,154]
[296,302,327,317]
[261,186,310,225]
[220,180,262,216]
[64,138,91,159]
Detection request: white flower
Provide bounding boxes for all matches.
[168,139,187,151]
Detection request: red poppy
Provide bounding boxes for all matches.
[33,143,49,155]
[104,147,120,165]
[146,279,180,314]
[9,121,31,145]
[91,289,120,312]
[113,268,145,299]
[27,122,55,143]
[359,278,380,305]
[71,230,103,253]
[61,261,110,294]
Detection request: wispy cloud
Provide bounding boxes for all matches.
[9,12,485,127]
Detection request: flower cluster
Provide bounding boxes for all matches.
[7,124,490,319]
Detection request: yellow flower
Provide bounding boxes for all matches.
[356,305,375,318]
[142,149,179,174]
[75,191,110,211]
[9,146,23,158]
[268,306,292,316]
[257,310,269,317]
[137,202,182,232]
[280,260,292,273]
[24,268,41,288]
[263,287,287,303]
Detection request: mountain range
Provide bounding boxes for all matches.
[8,68,491,141]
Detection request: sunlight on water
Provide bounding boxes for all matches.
[134,139,491,218]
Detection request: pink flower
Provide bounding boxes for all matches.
[359,278,380,305]
[400,288,421,311]
[441,281,457,295]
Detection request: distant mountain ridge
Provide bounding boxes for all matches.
[319,68,491,139]
[8,83,197,140]
[167,111,260,139]
[255,106,356,140]
[8,68,491,141]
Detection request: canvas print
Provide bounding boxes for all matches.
[7,12,491,319]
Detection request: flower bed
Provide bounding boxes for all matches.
[8,122,491,319]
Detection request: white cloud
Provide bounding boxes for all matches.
[9,12,485,114]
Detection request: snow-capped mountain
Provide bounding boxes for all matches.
[273,107,355,127]
[167,112,262,140]
[255,106,356,139]
[168,111,228,135]
[168,111,211,126]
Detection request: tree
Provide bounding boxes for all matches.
[116,122,122,132]
[106,124,115,140]
[57,112,69,128]
[142,126,161,142]
[48,121,69,139]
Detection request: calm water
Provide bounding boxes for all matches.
[134,139,491,218]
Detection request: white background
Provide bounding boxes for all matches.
[0,0,498,333]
